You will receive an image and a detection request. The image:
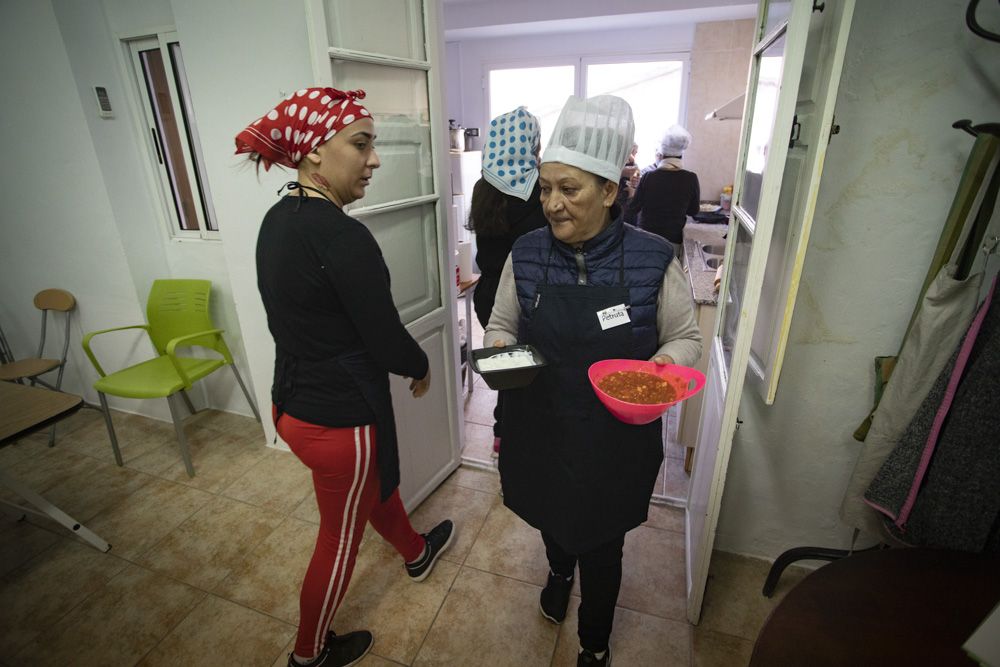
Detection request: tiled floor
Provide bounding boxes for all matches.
[0,407,807,667]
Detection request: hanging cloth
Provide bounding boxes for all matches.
[839,264,983,539]
[863,275,1000,551]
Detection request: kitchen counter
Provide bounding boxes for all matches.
[683,221,728,305]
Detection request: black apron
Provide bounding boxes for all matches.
[500,245,663,553]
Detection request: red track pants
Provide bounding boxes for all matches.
[275,408,425,659]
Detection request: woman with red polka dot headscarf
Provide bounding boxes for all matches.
[237,88,454,667]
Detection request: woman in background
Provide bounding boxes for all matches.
[626,125,700,259]
[467,106,547,456]
[237,87,454,667]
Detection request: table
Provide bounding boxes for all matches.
[0,381,111,551]
[750,548,1000,666]
[458,274,480,397]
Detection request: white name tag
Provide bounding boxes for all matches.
[596,304,630,330]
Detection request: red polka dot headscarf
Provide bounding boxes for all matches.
[235,87,371,170]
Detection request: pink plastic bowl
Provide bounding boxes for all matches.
[588,359,706,425]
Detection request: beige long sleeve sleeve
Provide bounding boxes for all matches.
[484,255,702,367]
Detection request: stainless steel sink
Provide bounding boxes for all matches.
[705,257,722,269]
[697,241,725,272]
[701,244,726,256]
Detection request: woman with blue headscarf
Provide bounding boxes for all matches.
[466,107,547,456]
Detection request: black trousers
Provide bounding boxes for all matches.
[492,390,504,438]
[542,531,626,651]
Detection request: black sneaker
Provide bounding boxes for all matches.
[406,520,454,582]
[287,630,373,667]
[539,570,573,624]
[577,647,611,666]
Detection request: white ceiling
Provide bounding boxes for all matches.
[442,0,758,41]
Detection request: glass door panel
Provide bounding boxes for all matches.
[737,32,787,222]
[331,61,434,207]
[355,203,441,324]
[720,219,753,370]
[325,0,425,61]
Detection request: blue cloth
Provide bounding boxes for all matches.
[482,107,539,201]
[509,206,673,359]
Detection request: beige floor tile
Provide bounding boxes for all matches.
[12,562,205,665]
[291,487,321,525]
[462,421,494,463]
[618,526,687,621]
[464,502,550,587]
[222,448,313,514]
[141,429,269,494]
[0,541,128,656]
[463,386,499,428]
[185,408,265,442]
[333,535,460,664]
[59,410,176,464]
[0,439,32,467]
[443,464,502,495]
[414,566,557,667]
[697,552,810,641]
[552,596,691,666]
[692,627,753,667]
[136,495,284,590]
[214,516,317,624]
[409,482,497,564]
[0,517,61,577]
[654,455,690,502]
[5,447,102,495]
[139,594,294,667]
[38,458,155,524]
[84,478,213,561]
[643,503,685,533]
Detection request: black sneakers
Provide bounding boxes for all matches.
[578,647,612,666]
[406,519,454,582]
[539,570,573,624]
[287,630,373,667]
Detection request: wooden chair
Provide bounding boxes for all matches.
[0,289,77,446]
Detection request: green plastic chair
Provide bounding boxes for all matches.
[82,279,261,476]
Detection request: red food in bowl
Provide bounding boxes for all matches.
[588,359,706,425]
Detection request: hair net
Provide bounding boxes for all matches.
[541,95,635,183]
[659,124,691,157]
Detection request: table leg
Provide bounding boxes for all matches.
[465,292,474,396]
[0,470,111,552]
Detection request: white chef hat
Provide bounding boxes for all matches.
[660,124,692,157]
[541,95,635,183]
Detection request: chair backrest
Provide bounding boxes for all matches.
[34,289,76,312]
[146,279,232,360]
[33,289,75,362]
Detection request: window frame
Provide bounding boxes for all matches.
[123,31,219,242]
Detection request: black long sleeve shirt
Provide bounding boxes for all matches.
[625,168,700,244]
[256,195,428,427]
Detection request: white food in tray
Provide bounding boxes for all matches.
[477,349,536,371]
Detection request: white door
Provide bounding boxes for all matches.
[685,0,816,623]
[304,0,462,508]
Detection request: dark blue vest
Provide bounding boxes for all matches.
[510,210,673,360]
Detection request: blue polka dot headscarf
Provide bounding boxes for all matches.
[481,107,540,201]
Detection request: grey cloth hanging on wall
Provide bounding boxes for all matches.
[864,277,1000,551]
[839,265,983,539]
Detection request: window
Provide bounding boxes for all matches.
[585,59,685,170]
[486,57,687,170]
[488,65,575,152]
[126,34,217,239]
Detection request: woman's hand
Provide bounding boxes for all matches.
[410,368,431,398]
[652,354,674,366]
[492,339,507,348]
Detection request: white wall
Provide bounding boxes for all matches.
[167,0,318,446]
[0,0,147,408]
[0,0,258,422]
[715,0,1000,558]
[448,23,696,143]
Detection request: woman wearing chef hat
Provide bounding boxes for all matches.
[484,95,701,666]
